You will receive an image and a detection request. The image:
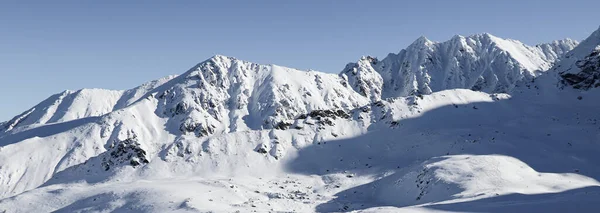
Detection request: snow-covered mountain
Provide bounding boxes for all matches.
[343,34,578,99]
[1,28,600,213]
[0,54,376,199]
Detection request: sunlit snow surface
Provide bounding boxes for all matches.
[2,29,600,212]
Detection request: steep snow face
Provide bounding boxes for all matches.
[555,27,600,90]
[353,34,578,98]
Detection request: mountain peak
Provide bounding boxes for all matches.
[192,54,240,67]
[587,26,600,42]
[210,54,234,60]
[480,32,496,38]
[466,32,506,44]
[408,36,434,48]
[341,56,383,101]
[556,26,600,67]
[450,34,465,40]
[202,54,239,66]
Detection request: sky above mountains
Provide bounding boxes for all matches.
[1,0,599,121]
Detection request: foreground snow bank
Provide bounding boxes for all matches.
[376,154,600,207]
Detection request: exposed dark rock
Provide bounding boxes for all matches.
[561,50,600,90]
[295,109,350,123]
[255,143,269,154]
[274,121,293,130]
[101,135,149,171]
[179,122,216,137]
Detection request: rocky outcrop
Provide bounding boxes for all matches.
[561,50,600,89]
[556,26,600,90]
[101,134,149,171]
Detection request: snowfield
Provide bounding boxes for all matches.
[1,27,600,212]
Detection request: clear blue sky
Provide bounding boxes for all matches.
[1,0,599,121]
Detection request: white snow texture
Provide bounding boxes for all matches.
[1,27,600,213]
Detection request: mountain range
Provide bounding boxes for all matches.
[1,26,600,212]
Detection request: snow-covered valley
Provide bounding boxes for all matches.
[1,27,600,212]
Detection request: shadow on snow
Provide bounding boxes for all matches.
[286,91,600,212]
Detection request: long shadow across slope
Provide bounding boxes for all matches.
[286,87,600,211]
[0,116,100,147]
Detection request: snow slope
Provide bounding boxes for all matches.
[0,89,124,134]
[0,55,372,199]
[1,29,600,213]
[3,86,600,213]
[0,75,176,136]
